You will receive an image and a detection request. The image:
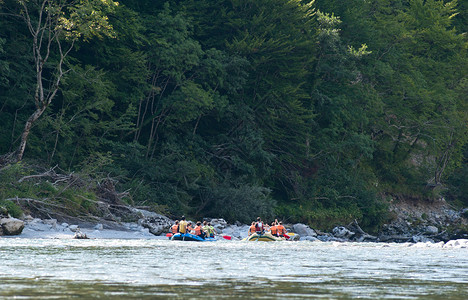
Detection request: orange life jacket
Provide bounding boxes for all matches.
[249,225,256,233]
[277,225,286,235]
[270,225,277,235]
[194,225,202,236]
[171,224,178,234]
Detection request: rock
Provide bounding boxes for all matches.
[43,219,57,229]
[23,215,34,222]
[301,236,318,241]
[25,218,47,231]
[412,235,434,243]
[137,210,172,236]
[94,223,104,230]
[69,225,80,232]
[0,217,25,235]
[425,226,438,235]
[292,223,317,237]
[210,218,228,229]
[316,235,332,242]
[73,230,88,239]
[332,226,355,239]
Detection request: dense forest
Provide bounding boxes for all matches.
[0,0,466,232]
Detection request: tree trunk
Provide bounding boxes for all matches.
[16,107,46,161]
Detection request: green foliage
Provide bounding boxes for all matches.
[0,37,9,87]
[0,0,466,231]
[202,181,274,224]
[0,163,99,218]
[445,146,468,207]
[0,200,22,218]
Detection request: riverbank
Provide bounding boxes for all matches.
[3,211,468,247]
[1,187,467,242]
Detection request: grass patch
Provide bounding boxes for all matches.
[0,163,100,219]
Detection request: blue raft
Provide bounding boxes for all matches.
[171,233,216,242]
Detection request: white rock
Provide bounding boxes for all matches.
[210,218,227,229]
[94,224,104,230]
[0,217,25,235]
[332,226,355,239]
[425,226,438,235]
[69,225,79,232]
[292,223,317,237]
[43,219,57,229]
[412,235,434,243]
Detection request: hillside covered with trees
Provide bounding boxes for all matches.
[0,0,466,232]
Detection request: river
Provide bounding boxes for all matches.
[1,238,467,299]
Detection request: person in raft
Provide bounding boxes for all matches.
[186,221,193,233]
[276,221,287,237]
[178,216,188,234]
[193,221,206,239]
[248,221,256,236]
[255,217,265,234]
[203,221,216,238]
[264,222,270,233]
[171,220,179,235]
[270,221,278,237]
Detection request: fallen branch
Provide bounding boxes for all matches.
[18,165,58,183]
[6,197,68,210]
[347,219,377,242]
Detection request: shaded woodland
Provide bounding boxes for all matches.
[0,0,466,231]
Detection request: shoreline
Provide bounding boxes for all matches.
[2,217,468,249]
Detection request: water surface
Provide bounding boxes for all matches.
[1,239,467,299]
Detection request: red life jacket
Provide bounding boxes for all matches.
[255,222,264,232]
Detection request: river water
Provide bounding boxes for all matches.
[1,238,467,299]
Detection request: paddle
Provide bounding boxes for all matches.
[222,235,232,240]
[283,233,290,239]
[166,233,173,238]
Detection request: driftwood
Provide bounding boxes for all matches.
[18,165,78,187]
[347,219,378,242]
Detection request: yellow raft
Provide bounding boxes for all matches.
[242,232,286,242]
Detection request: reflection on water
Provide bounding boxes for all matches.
[0,239,467,299]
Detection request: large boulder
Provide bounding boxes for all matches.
[0,217,25,235]
[332,226,355,239]
[209,218,228,232]
[425,226,439,235]
[292,223,317,237]
[135,209,172,236]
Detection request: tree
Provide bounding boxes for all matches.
[1,0,118,162]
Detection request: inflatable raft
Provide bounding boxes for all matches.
[243,232,285,242]
[171,233,216,242]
